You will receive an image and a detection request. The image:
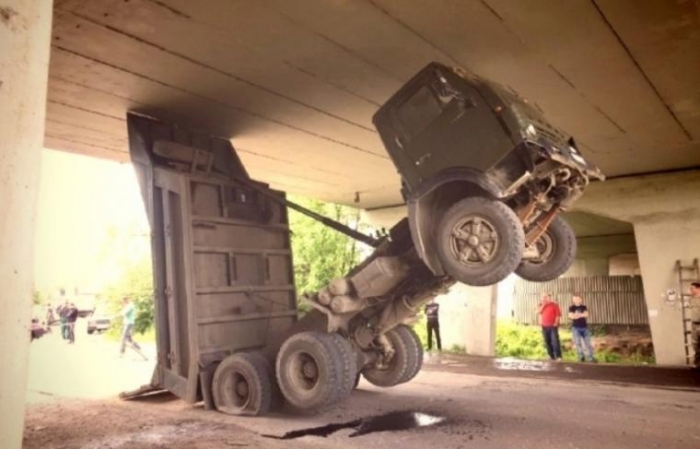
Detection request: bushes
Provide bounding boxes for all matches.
[496,322,655,364]
[102,257,154,336]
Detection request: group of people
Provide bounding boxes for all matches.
[537,293,596,362]
[33,296,147,360]
[422,292,598,363]
[538,282,700,366]
[54,302,80,344]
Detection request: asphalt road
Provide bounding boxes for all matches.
[25,329,700,449]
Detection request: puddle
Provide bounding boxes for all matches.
[264,411,447,439]
[493,358,552,372]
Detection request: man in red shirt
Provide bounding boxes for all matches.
[537,293,562,360]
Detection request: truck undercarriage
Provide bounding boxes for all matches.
[126,63,601,416]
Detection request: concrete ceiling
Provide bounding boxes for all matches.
[46,0,700,209]
[560,211,633,238]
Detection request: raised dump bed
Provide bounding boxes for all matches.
[126,113,448,416]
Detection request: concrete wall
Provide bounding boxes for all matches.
[565,234,637,277]
[0,1,53,447]
[575,170,700,365]
[609,253,641,276]
[432,283,497,356]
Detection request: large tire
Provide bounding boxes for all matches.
[212,352,273,416]
[435,197,524,286]
[321,333,358,400]
[362,328,410,387]
[516,215,576,282]
[394,325,423,384]
[276,332,343,410]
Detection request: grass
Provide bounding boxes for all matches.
[496,321,655,365]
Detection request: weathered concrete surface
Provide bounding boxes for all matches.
[0,1,53,448]
[431,284,497,356]
[23,348,700,449]
[566,234,637,277]
[43,1,700,208]
[577,171,700,365]
[26,323,700,448]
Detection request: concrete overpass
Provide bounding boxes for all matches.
[2,1,700,447]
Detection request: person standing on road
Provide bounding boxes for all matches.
[66,303,79,344]
[425,298,442,352]
[568,294,596,363]
[57,301,70,341]
[45,303,56,326]
[120,297,147,360]
[537,293,562,361]
[689,282,700,368]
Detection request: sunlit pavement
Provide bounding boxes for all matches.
[24,329,700,449]
[26,320,156,404]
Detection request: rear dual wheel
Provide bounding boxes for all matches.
[212,352,274,416]
[275,331,357,411]
[362,325,423,387]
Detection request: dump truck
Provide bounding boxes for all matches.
[124,61,602,416]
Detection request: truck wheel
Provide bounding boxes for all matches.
[212,352,273,416]
[394,325,423,384]
[321,333,358,400]
[435,197,524,286]
[276,332,343,410]
[516,215,576,282]
[362,328,410,387]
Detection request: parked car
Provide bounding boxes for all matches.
[87,315,112,334]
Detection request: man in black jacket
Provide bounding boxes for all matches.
[425,299,441,351]
[65,303,79,344]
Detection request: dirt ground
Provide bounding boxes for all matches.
[23,326,700,449]
[23,398,298,449]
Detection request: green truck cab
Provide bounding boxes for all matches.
[373,62,604,286]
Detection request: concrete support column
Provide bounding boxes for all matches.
[0,1,53,448]
[575,170,700,366]
[634,218,700,365]
[437,283,497,356]
[463,285,497,356]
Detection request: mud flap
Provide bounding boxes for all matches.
[199,363,218,411]
[118,384,169,401]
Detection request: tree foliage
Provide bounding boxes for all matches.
[288,196,370,312]
[102,255,155,335]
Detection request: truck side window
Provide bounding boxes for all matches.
[397,85,442,138]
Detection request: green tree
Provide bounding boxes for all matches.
[288,196,370,313]
[32,290,45,306]
[102,256,154,334]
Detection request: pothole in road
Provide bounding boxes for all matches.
[264,411,448,439]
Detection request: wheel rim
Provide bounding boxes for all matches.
[529,231,556,265]
[450,215,500,267]
[228,372,251,408]
[287,351,320,392]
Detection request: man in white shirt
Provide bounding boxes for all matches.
[120,297,147,360]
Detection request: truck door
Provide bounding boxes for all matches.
[393,71,514,182]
